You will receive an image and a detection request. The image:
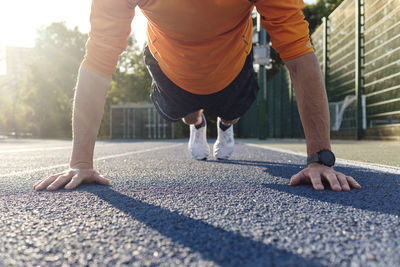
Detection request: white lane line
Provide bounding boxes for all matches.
[0,142,114,153]
[0,163,71,178]
[0,143,182,178]
[245,143,400,174]
[0,146,72,153]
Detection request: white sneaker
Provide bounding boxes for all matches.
[188,114,210,160]
[213,117,234,160]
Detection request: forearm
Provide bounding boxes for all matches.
[285,52,331,155]
[70,66,111,168]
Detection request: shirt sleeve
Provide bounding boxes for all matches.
[255,0,313,62]
[82,0,137,76]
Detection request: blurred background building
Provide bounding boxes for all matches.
[4,46,32,78]
[0,46,32,137]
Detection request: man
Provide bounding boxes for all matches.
[34,0,361,191]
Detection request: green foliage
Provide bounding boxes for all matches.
[303,0,345,34]
[0,77,11,135]
[112,36,152,103]
[22,22,87,138]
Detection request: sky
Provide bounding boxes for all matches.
[0,0,148,48]
[0,0,147,75]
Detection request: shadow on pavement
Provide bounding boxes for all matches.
[209,159,400,216]
[85,186,322,266]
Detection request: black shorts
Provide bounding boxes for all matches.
[144,46,259,122]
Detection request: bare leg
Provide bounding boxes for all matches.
[220,117,240,127]
[182,109,203,125]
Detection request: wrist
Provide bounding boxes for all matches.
[307,162,333,168]
[307,149,336,167]
[69,161,93,169]
[70,148,94,169]
[307,143,331,156]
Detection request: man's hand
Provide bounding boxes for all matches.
[33,66,112,192]
[33,166,110,191]
[290,163,361,191]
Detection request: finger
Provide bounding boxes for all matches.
[337,173,350,191]
[290,171,308,186]
[34,171,65,189]
[33,179,45,189]
[34,175,59,191]
[309,171,324,190]
[64,174,83,190]
[324,172,341,191]
[346,176,361,189]
[94,173,110,186]
[47,172,74,191]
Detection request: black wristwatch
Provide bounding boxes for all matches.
[307,149,336,167]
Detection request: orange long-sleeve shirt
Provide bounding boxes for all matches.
[82,0,313,95]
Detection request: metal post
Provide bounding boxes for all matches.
[257,14,268,140]
[110,106,113,139]
[127,108,130,139]
[355,0,365,139]
[148,108,151,139]
[154,107,157,138]
[122,109,126,139]
[132,109,137,139]
[322,17,328,86]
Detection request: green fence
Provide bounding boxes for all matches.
[311,0,400,139]
[265,67,304,138]
[364,0,400,128]
[326,0,356,102]
[239,66,304,138]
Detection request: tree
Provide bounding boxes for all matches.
[18,23,152,139]
[22,22,87,138]
[0,77,14,135]
[303,0,345,34]
[110,36,152,105]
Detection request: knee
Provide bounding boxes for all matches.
[182,116,198,125]
[182,110,203,125]
[221,117,240,126]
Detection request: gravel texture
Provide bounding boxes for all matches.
[0,140,399,266]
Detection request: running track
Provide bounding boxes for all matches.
[0,139,399,266]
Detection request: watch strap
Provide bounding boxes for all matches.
[307,153,320,165]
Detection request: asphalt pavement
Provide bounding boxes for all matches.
[242,139,400,168]
[0,139,399,266]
